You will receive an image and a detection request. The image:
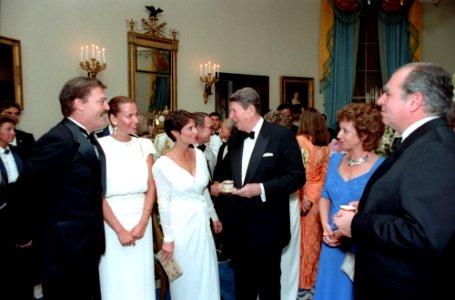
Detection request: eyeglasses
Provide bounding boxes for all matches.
[203,126,215,133]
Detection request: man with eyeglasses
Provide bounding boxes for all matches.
[192,112,222,179]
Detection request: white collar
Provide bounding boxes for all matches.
[401,116,439,142]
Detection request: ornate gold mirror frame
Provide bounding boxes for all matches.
[127,12,178,113]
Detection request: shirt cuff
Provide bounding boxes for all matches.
[260,183,266,202]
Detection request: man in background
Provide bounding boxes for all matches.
[0,100,35,162]
[8,76,109,300]
[193,112,222,178]
[334,62,455,299]
[277,103,299,134]
[210,111,222,135]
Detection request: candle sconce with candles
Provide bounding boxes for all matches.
[200,61,219,104]
[80,44,107,78]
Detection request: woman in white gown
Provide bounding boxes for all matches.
[98,96,156,300]
[152,110,222,300]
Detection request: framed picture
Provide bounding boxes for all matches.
[280,76,314,113]
[0,36,23,107]
[215,72,270,118]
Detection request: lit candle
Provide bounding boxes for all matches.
[91,44,95,59]
[102,48,106,64]
[85,45,89,61]
[217,64,220,77]
[208,61,211,74]
[200,64,202,77]
[213,65,216,77]
[80,46,84,62]
[204,64,208,76]
[96,46,100,61]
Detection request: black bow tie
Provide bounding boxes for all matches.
[3,149,10,155]
[391,137,402,151]
[242,131,255,140]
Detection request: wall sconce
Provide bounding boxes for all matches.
[199,61,219,104]
[80,44,107,78]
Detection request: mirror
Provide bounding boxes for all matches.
[127,15,178,113]
[0,36,23,107]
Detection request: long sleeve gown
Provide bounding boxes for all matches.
[152,149,220,300]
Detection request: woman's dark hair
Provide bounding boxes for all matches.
[336,103,385,152]
[0,113,18,126]
[164,110,194,142]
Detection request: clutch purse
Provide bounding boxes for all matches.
[340,251,355,282]
[155,250,183,282]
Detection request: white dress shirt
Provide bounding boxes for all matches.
[0,147,19,183]
[241,118,266,201]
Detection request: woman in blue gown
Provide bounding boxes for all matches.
[314,103,385,300]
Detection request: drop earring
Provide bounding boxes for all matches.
[112,123,117,136]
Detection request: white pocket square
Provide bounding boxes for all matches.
[263,153,274,157]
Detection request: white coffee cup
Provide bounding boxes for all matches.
[223,180,234,193]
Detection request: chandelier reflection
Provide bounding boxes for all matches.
[80,44,107,78]
[199,61,219,104]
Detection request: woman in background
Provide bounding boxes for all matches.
[296,109,331,299]
[136,112,155,138]
[152,110,222,300]
[98,96,156,300]
[314,103,385,300]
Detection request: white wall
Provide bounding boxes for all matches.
[1,0,454,139]
[0,0,321,138]
[422,0,455,74]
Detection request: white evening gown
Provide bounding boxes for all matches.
[280,191,301,300]
[152,149,220,300]
[98,136,156,300]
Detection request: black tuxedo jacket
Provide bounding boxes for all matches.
[352,118,455,299]
[0,146,24,186]
[225,121,305,256]
[14,129,35,162]
[11,118,106,279]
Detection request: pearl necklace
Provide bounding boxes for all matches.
[347,154,369,167]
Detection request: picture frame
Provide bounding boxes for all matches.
[0,36,23,107]
[280,76,314,112]
[215,72,270,118]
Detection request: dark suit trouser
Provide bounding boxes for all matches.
[43,265,101,300]
[233,250,282,300]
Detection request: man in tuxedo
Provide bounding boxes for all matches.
[215,87,305,300]
[8,76,109,300]
[193,112,222,178]
[0,100,36,162]
[334,62,455,299]
[210,111,222,135]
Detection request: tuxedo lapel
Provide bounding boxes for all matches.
[62,119,106,195]
[0,160,7,186]
[229,132,244,188]
[62,119,99,165]
[11,148,24,173]
[359,118,446,211]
